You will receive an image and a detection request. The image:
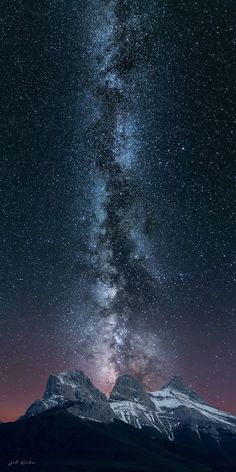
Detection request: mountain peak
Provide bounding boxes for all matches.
[25,369,115,422]
[110,374,154,408]
[43,370,98,400]
[162,376,203,402]
[166,376,186,389]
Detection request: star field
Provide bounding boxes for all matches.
[0,0,235,421]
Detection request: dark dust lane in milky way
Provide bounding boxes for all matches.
[71,0,171,391]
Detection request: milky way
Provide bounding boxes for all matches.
[69,0,171,391]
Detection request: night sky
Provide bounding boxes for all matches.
[0,0,235,422]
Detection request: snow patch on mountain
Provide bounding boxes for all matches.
[149,386,236,429]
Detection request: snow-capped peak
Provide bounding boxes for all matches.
[158,376,205,402]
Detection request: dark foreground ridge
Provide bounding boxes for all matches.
[0,407,236,472]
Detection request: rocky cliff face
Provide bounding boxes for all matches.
[161,376,205,402]
[44,370,103,403]
[109,374,154,408]
[25,370,115,422]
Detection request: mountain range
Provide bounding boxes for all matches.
[0,370,235,471]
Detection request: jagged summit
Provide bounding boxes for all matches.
[161,375,204,402]
[110,374,154,408]
[25,369,114,422]
[43,370,98,400]
[110,374,145,399]
[165,375,186,389]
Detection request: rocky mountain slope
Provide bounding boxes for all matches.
[25,370,114,422]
